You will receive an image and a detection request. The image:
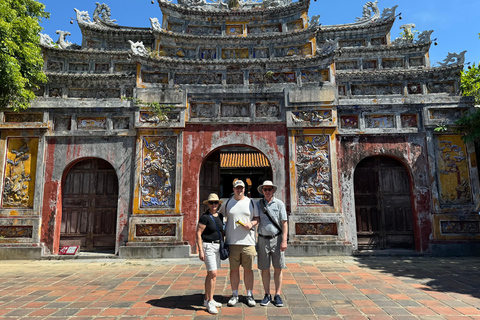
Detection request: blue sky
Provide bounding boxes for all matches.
[39,0,480,67]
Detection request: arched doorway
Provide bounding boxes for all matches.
[354,156,414,250]
[60,158,118,252]
[199,146,272,212]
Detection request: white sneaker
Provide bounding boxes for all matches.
[206,300,218,314]
[227,295,239,307]
[245,295,256,307]
[204,299,222,308]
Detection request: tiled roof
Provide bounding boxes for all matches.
[220,152,269,168]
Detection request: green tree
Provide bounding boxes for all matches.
[0,0,49,110]
[454,33,480,142]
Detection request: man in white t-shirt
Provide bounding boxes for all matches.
[219,180,259,307]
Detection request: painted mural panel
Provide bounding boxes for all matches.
[295,135,332,206]
[2,138,39,208]
[141,136,177,208]
[436,135,471,204]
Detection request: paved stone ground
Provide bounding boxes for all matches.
[0,256,479,319]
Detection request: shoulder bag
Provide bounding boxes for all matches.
[209,214,229,260]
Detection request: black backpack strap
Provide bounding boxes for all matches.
[261,199,282,233]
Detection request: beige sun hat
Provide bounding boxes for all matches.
[202,193,223,205]
[257,180,277,195]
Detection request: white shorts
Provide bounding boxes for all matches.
[203,242,221,271]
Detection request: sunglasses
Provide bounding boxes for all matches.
[263,188,273,192]
[208,201,219,205]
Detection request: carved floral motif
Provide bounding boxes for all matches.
[0,226,33,238]
[340,115,358,129]
[136,224,176,237]
[295,223,337,236]
[296,135,332,206]
[441,221,480,234]
[292,111,332,124]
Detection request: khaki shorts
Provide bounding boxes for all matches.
[228,244,256,270]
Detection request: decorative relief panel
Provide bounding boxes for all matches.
[141,136,176,208]
[338,85,347,96]
[371,37,386,46]
[140,112,180,124]
[248,24,281,34]
[68,63,90,72]
[113,117,130,130]
[95,63,110,73]
[175,73,222,85]
[191,102,216,118]
[2,138,38,208]
[226,73,244,84]
[276,43,312,57]
[249,72,296,84]
[295,223,338,235]
[351,84,403,96]
[363,60,377,69]
[142,72,168,84]
[4,113,43,123]
[0,226,33,238]
[54,117,71,131]
[255,102,280,118]
[77,117,107,130]
[69,89,120,99]
[226,25,243,35]
[253,48,269,58]
[436,135,471,204]
[222,48,248,59]
[336,61,359,70]
[427,81,456,94]
[340,115,358,129]
[221,103,250,117]
[85,38,101,49]
[441,221,480,234]
[115,63,136,74]
[382,58,404,69]
[429,108,467,122]
[301,69,328,82]
[296,135,332,206]
[400,114,418,128]
[199,48,217,60]
[287,19,303,32]
[186,26,221,35]
[339,39,365,47]
[365,115,395,128]
[409,57,424,67]
[169,22,183,33]
[136,224,176,237]
[407,83,422,94]
[49,87,62,98]
[292,110,332,124]
[47,60,64,72]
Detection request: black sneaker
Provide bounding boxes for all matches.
[260,294,271,306]
[273,294,283,307]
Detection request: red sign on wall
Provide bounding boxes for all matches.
[59,245,79,255]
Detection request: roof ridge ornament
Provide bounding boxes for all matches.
[128,40,149,57]
[355,1,380,24]
[39,33,56,48]
[308,15,320,30]
[150,17,163,32]
[438,51,467,67]
[379,5,398,21]
[74,8,94,25]
[93,3,118,27]
[317,39,336,55]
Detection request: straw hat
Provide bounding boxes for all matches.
[202,193,223,205]
[257,180,278,195]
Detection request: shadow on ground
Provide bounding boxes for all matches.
[147,293,206,310]
[354,255,480,299]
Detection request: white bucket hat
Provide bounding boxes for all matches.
[257,180,277,195]
[202,193,223,205]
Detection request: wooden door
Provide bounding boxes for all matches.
[61,159,118,251]
[354,157,414,250]
[199,151,221,213]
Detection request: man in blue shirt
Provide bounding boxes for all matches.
[256,180,288,307]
